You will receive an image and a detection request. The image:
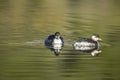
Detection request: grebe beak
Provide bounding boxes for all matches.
[98,38,102,41]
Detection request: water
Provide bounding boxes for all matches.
[0,0,120,80]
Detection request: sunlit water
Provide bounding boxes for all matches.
[0,0,120,80]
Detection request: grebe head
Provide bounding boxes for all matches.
[91,34,102,41]
[55,32,61,39]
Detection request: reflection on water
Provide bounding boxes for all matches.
[0,0,120,80]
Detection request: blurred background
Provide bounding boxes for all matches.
[0,0,120,80]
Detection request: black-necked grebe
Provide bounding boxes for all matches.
[45,32,64,56]
[73,34,102,56]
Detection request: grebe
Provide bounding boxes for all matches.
[73,34,102,56]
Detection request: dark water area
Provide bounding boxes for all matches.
[0,0,120,80]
